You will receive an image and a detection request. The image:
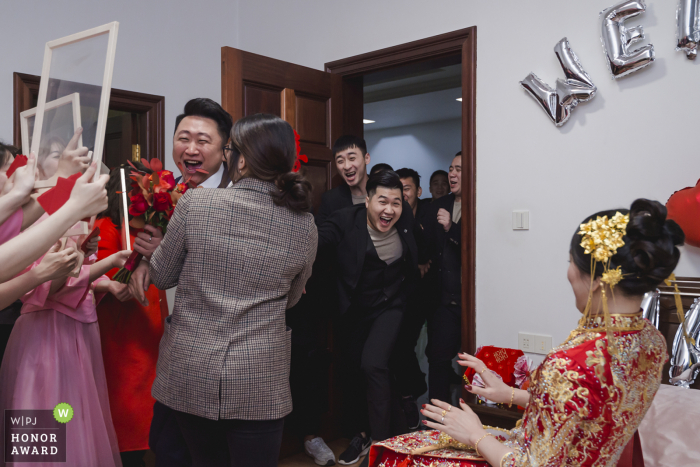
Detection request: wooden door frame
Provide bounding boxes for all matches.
[12,72,166,163]
[325,26,477,355]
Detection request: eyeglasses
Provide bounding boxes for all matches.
[223,146,234,157]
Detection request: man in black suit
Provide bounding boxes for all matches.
[316,135,372,225]
[421,152,463,404]
[317,170,419,465]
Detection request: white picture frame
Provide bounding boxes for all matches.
[30,21,119,181]
[20,92,83,156]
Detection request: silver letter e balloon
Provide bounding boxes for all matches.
[520,38,597,127]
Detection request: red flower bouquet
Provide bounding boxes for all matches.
[113,158,188,283]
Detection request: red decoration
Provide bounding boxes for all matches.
[463,346,525,388]
[36,172,81,215]
[5,154,28,178]
[666,178,700,248]
[80,227,101,254]
[292,130,308,173]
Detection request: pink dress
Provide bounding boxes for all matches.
[0,216,122,467]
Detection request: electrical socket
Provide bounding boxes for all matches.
[533,334,552,355]
[518,332,533,352]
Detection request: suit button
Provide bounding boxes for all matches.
[404,229,407,233]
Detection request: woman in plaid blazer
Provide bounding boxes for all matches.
[149,114,318,467]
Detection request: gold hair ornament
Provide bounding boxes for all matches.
[664,273,696,346]
[574,212,630,355]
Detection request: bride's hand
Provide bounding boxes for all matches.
[458,352,512,404]
[421,398,487,446]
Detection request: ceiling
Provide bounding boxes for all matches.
[362,61,462,131]
[363,86,462,131]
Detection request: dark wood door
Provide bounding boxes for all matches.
[221,47,343,214]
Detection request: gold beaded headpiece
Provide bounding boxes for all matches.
[575,212,630,354]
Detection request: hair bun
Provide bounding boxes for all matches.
[273,172,312,213]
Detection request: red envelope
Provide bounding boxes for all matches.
[5,154,28,178]
[463,346,524,388]
[80,227,101,253]
[37,173,81,215]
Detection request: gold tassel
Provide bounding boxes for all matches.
[665,273,696,346]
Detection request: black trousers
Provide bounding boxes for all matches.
[340,303,404,442]
[389,286,429,399]
[174,410,284,467]
[149,401,191,467]
[286,293,330,437]
[426,303,462,403]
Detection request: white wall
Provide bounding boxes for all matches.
[0,0,240,175]
[365,119,461,198]
[4,1,700,352]
[235,0,700,352]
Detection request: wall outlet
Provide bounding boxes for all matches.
[518,332,533,352]
[532,334,552,355]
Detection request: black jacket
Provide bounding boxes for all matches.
[317,204,419,315]
[421,193,461,305]
[316,183,353,226]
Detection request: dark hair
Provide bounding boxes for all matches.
[100,162,152,228]
[229,113,311,213]
[455,151,462,157]
[366,169,403,199]
[0,141,19,168]
[332,135,367,158]
[396,168,420,189]
[369,163,393,176]
[430,169,448,184]
[174,98,233,147]
[570,199,685,296]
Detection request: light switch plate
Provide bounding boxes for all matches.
[518,332,533,352]
[512,210,529,230]
[532,334,552,355]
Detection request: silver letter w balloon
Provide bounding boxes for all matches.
[520,38,597,127]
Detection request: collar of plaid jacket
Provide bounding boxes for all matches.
[230,176,278,194]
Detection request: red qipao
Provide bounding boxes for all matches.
[95,217,167,452]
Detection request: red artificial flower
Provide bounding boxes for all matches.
[175,183,188,194]
[155,170,176,192]
[153,192,173,212]
[129,192,149,217]
[292,130,308,173]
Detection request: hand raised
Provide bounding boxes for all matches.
[65,162,109,218]
[458,352,512,405]
[56,128,90,178]
[35,243,79,282]
[107,280,134,302]
[437,208,452,232]
[8,152,38,201]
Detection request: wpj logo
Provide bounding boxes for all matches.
[4,405,70,463]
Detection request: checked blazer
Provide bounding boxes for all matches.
[150,177,318,421]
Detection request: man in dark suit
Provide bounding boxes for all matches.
[421,152,463,404]
[145,97,233,467]
[317,170,419,465]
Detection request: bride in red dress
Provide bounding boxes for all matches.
[422,199,682,467]
[94,163,166,466]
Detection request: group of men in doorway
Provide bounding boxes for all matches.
[138,97,464,467]
[287,135,464,466]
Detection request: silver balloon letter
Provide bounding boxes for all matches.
[600,0,655,78]
[670,298,700,388]
[520,38,596,127]
[677,0,700,59]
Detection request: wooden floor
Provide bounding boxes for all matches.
[279,438,364,467]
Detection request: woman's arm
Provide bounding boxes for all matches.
[149,191,190,290]
[89,250,132,282]
[0,163,108,283]
[21,195,46,230]
[287,222,318,309]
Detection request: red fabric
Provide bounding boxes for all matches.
[616,431,644,467]
[37,173,81,214]
[369,446,488,467]
[95,217,165,452]
[463,346,524,387]
[5,154,27,177]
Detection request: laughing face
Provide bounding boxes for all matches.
[449,155,462,196]
[366,186,403,233]
[173,116,224,186]
[335,146,370,188]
